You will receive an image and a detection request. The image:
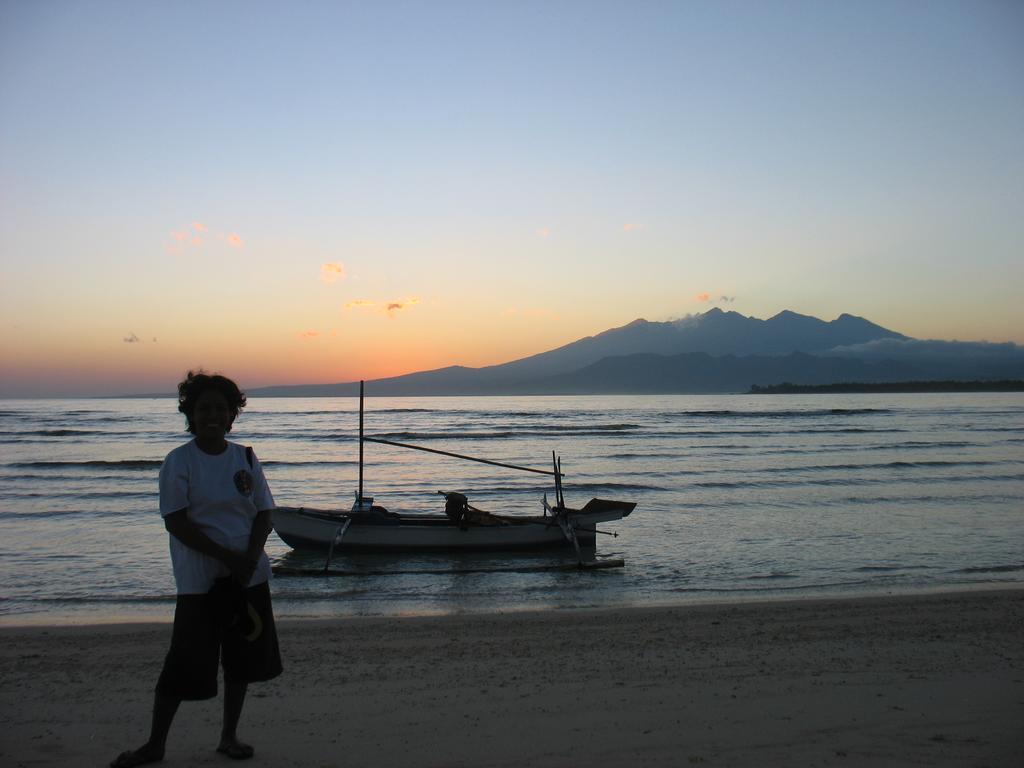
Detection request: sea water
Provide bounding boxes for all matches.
[0,394,1022,624]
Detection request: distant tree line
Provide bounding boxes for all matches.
[748,380,1024,394]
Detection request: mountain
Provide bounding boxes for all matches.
[457,308,907,384]
[520,351,928,394]
[250,309,948,396]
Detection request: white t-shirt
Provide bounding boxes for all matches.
[159,439,275,594]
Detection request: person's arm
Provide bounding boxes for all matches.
[164,508,255,584]
[246,449,275,563]
[247,509,273,562]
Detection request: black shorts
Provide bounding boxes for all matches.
[156,581,282,701]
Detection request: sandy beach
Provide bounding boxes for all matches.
[2,588,1022,767]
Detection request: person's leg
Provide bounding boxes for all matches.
[216,582,280,760]
[109,692,180,767]
[217,680,254,758]
[112,594,217,767]
[148,691,182,752]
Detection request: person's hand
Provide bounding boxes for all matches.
[225,551,257,586]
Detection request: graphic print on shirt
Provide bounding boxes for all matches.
[234,469,254,496]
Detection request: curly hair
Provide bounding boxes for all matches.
[177,370,247,434]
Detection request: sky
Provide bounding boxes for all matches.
[1,0,1022,396]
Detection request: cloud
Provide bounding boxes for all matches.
[826,338,1024,361]
[695,292,737,304]
[298,330,320,339]
[386,297,421,316]
[189,222,207,247]
[824,338,1024,379]
[536,226,551,238]
[623,223,642,232]
[166,222,244,253]
[321,262,347,283]
[668,313,701,326]
[123,332,141,343]
[346,297,421,316]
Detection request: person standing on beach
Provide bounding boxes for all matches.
[112,371,282,768]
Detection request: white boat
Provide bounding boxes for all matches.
[272,495,636,553]
[271,383,636,560]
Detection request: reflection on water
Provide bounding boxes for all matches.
[0,392,1022,623]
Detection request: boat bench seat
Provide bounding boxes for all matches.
[348,506,402,525]
[462,508,507,527]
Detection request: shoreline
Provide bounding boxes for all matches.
[3,588,1021,766]
[748,379,1024,394]
[2,579,1023,629]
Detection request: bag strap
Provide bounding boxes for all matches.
[245,446,254,468]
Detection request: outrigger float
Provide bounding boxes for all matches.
[271,382,636,572]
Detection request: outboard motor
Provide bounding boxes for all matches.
[444,492,470,529]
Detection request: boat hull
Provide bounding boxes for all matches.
[271,499,634,552]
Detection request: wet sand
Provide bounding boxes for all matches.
[2,588,1022,767]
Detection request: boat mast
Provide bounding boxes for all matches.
[358,379,364,505]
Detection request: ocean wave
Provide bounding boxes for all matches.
[762,459,1002,473]
[261,459,359,467]
[869,440,971,450]
[17,414,144,425]
[667,578,873,593]
[745,572,799,580]
[0,594,175,605]
[750,441,978,455]
[567,481,667,492]
[364,425,640,441]
[503,411,567,418]
[673,427,907,438]
[2,429,107,437]
[254,407,483,418]
[689,471,1024,490]
[0,508,144,519]
[795,427,906,434]
[0,472,89,481]
[251,409,436,421]
[7,460,162,469]
[854,565,935,572]
[952,564,1024,574]
[661,408,891,419]
[372,408,437,414]
[252,410,356,417]
[1,489,155,500]
[606,452,684,460]
[838,493,1011,505]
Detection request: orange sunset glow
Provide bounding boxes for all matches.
[1,2,1021,396]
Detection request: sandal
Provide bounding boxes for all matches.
[110,745,164,768]
[217,742,255,760]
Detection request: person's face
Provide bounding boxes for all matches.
[192,389,233,442]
